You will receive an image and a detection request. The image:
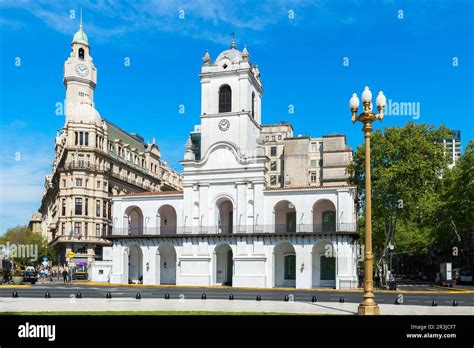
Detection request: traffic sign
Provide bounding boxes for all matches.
[43,256,48,261]
[67,251,75,259]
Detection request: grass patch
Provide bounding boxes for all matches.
[1,311,305,316]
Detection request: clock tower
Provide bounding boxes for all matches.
[63,14,97,123]
[198,38,263,157]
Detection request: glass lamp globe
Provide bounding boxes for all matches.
[376,91,386,108]
[361,86,372,103]
[349,93,360,109]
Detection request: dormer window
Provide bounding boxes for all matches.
[79,48,85,60]
[218,85,232,113]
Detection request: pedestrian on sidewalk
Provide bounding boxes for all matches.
[62,269,68,283]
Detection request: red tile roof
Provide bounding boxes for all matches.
[117,190,183,197]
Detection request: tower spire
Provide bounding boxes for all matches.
[230,32,235,49]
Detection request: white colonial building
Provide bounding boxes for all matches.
[106,39,359,289]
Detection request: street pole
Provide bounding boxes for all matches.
[350,86,386,315]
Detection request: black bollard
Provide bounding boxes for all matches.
[136,292,141,300]
[229,293,234,300]
[201,293,207,300]
[165,293,170,299]
[284,295,289,302]
[76,292,82,299]
[44,291,51,298]
[432,299,438,307]
[12,291,18,298]
[106,291,112,299]
[311,296,317,303]
[339,297,345,303]
[256,295,261,301]
[452,300,458,307]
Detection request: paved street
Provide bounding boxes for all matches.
[1,297,473,315]
[1,281,473,308]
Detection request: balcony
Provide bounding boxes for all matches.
[110,223,357,237]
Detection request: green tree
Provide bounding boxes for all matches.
[347,122,452,284]
[0,225,57,267]
[435,140,474,268]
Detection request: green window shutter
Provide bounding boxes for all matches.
[284,254,296,280]
[322,211,336,232]
[320,255,336,280]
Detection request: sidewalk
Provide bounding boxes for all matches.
[1,298,473,315]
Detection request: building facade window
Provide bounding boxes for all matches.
[85,132,89,146]
[96,224,100,237]
[270,161,277,171]
[103,200,107,218]
[97,180,101,189]
[78,48,84,59]
[284,254,296,280]
[85,198,89,216]
[310,172,318,183]
[218,85,232,113]
[251,92,255,118]
[96,200,101,217]
[270,146,277,157]
[270,175,277,185]
[62,198,66,216]
[310,159,317,168]
[74,222,81,235]
[77,154,85,167]
[75,178,82,187]
[311,142,318,152]
[61,223,65,235]
[75,198,82,215]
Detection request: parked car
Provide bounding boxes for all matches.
[456,269,473,285]
[23,271,38,284]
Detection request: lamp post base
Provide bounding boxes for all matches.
[357,303,380,315]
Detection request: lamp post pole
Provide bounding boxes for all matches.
[350,86,386,315]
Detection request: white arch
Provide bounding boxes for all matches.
[128,244,143,284]
[312,240,336,288]
[158,242,177,284]
[124,205,144,236]
[313,199,336,232]
[156,204,177,236]
[273,241,296,287]
[273,200,297,233]
[213,243,234,286]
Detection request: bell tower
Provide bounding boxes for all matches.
[198,37,263,156]
[63,11,97,123]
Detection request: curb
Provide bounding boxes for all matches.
[68,282,474,295]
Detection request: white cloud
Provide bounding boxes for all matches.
[0,0,363,45]
[0,122,53,234]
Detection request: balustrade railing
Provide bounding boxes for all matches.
[111,223,357,236]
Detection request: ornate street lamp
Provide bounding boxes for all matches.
[350,86,386,315]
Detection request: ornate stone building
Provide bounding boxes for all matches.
[32,20,182,265]
[104,39,358,290]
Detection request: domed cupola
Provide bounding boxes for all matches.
[71,10,89,47]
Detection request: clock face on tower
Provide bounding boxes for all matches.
[218,119,230,131]
[75,64,89,77]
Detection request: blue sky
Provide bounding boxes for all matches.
[0,0,473,233]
